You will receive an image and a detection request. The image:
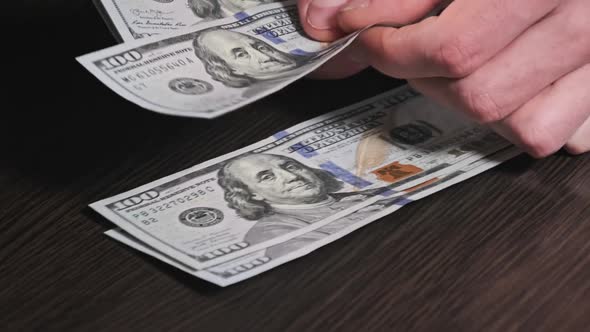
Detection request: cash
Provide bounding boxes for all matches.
[81,0,455,118]
[106,146,518,286]
[96,0,286,41]
[83,0,514,286]
[90,85,518,282]
[78,1,364,118]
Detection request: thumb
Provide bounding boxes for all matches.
[337,0,446,32]
[298,0,349,42]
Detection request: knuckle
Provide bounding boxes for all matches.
[433,37,478,77]
[453,83,507,123]
[509,123,563,158]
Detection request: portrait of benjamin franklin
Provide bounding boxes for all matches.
[193,29,311,88]
[217,154,391,255]
[188,0,280,19]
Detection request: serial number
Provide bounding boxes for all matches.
[131,187,215,219]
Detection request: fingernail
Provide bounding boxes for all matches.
[340,0,369,12]
[307,0,349,30]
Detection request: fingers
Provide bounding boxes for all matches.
[462,6,590,122]
[337,0,443,32]
[413,64,590,158]
[298,0,444,42]
[298,0,590,157]
[495,64,590,158]
[355,0,560,79]
[408,6,590,123]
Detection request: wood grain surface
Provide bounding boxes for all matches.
[2,1,590,331]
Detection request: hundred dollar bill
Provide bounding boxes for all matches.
[105,145,521,286]
[78,1,361,118]
[96,0,285,42]
[89,85,513,270]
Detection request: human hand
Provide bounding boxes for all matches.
[301,0,590,156]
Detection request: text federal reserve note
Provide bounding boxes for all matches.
[89,85,513,270]
[98,0,285,41]
[105,145,521,286]
[77,1,359,118]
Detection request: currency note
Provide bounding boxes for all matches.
[97,0,285,42]
[89,85,513,270]
[105,145,521,286]
[77,1,363,118]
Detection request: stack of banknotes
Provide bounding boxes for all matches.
[83,0,520,286]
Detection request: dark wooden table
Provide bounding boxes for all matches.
[2,2,590,331]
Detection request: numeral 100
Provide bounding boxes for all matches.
[99,51,142,70]
[113,190,159,210]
